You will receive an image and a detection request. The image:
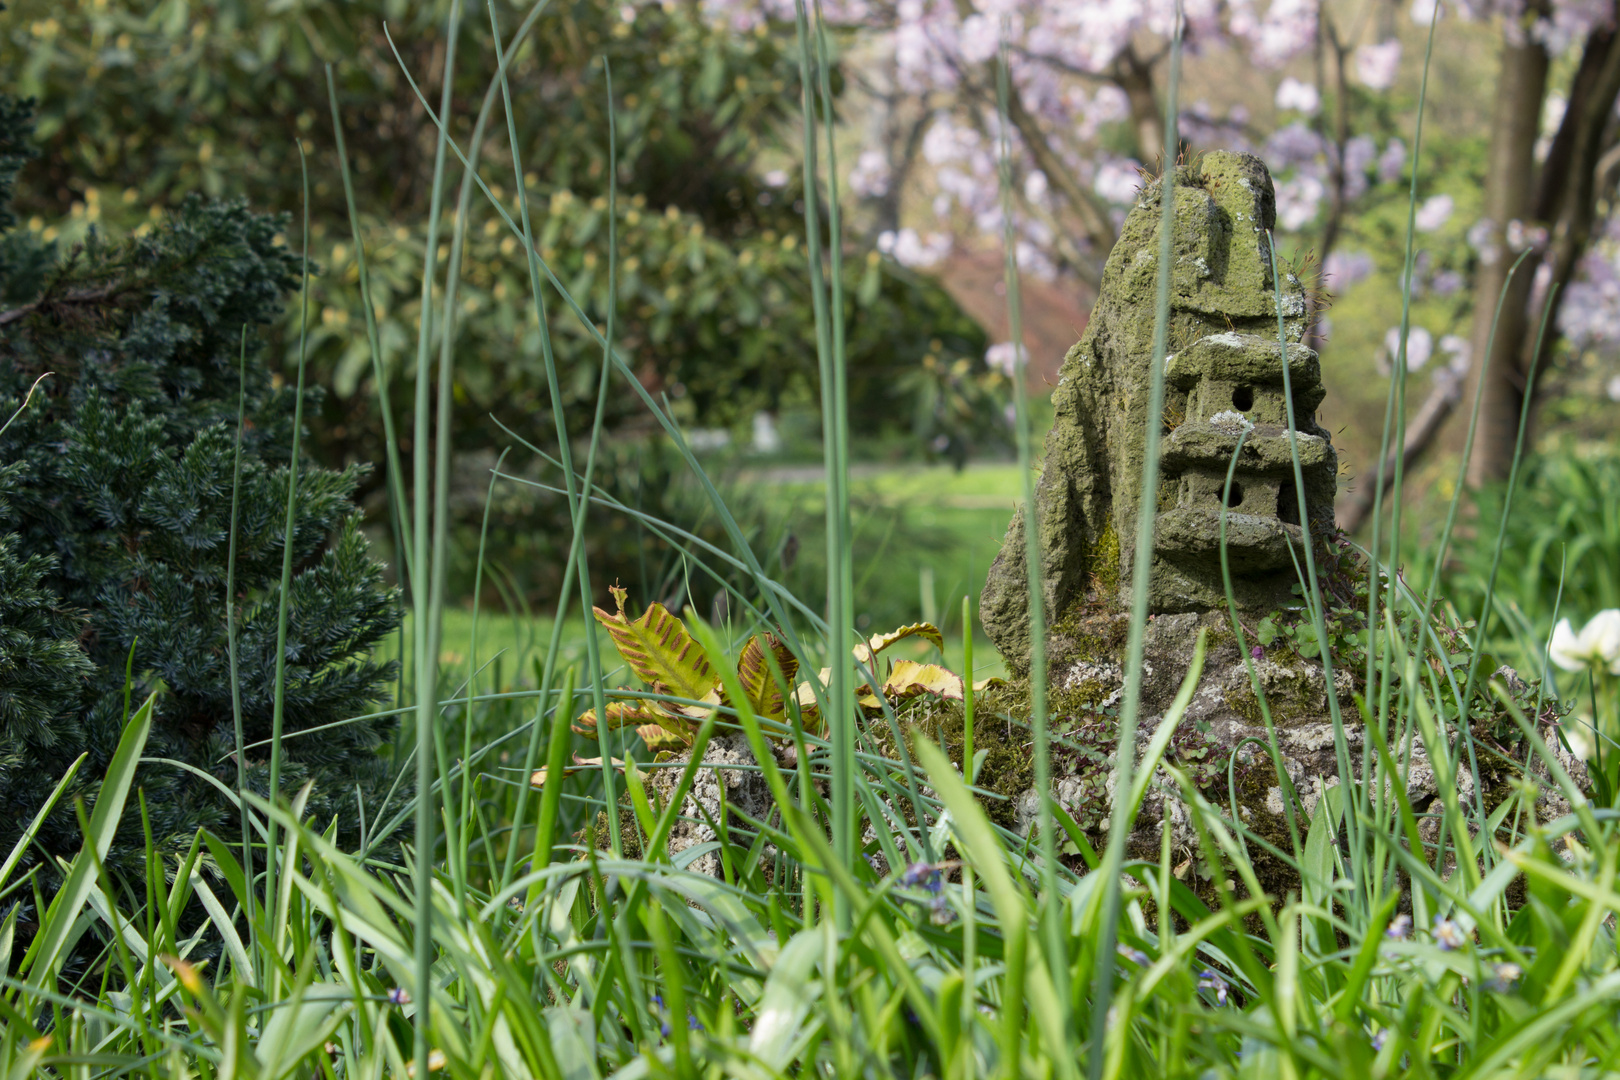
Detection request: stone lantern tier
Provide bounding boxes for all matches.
[1154,331,1337,611]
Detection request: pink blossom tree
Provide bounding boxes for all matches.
[779,0,1620,518]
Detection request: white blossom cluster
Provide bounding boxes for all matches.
[670,0,1620,376]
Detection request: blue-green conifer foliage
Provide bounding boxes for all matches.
[0,95,402,896]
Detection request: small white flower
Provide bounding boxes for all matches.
[985,342,1027,378]
[1355,40,1403,91]
[1275,77,1320,116]
[1549,610,1620,674]
[1415,194,1454,232]
[1383,326,1432,372]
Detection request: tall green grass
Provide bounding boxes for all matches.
[7,2,1620,1078]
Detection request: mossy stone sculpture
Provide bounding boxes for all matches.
[981,150,1335,674]
[971,151,1573,895]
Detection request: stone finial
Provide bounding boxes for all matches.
[981,151,1337,675]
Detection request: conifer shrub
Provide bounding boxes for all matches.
[0,96,403,899]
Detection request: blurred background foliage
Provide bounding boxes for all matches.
[3,0,1008,605]
[13,0,1620,673]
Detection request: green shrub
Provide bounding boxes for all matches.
[1439,442,1620,676]
[3,0,1007,610]
[0,97,402,898]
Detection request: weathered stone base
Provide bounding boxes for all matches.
[645,734,776,879]
[964,606,1581,904]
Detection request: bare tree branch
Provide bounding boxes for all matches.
[0,285,119,326]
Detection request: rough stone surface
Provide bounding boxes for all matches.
[980,150,1336,675]
[971,152,1575,901]
[647,735,774,879]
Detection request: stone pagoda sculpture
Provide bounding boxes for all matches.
[974,151,1569,880]
[981,149,1336,668]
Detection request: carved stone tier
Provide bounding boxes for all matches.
[980,150,1337,674]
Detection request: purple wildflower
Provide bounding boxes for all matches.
[1251,645,1265,660]
[1117,944,1149,965]
[387,987,411,1007]
[900,861,944,894]
[1197,968,1229,1005]
[1385,914,1411,939]
[1432,918,1466,951]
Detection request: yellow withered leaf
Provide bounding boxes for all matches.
[592,587,718,703]
[531,755,626,787]
[804,667,873,694]
[571,700,670,735]
[853,622,945,668]
[791,681,823,730]
[736,633,798,721]
[637,723,692,753]
[881,660,964,701]
[669,685,722,721]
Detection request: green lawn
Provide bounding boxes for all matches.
[800,461,1022,683]
[419,461,1025,688]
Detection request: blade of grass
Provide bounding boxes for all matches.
[1362,8,1442,897]
[1087,9,1183,1074]
[793,0,854,906]
[461,445,511,877]
[1453,287,1556,785]
[1266,228,1362,901]
[429,32,500,908]
[1218,428,1305,865]
[407,1,464,1068]
[0,753,85,901]
[995,29,1063,1024]
[223,324,259,988]
[531,668,578,877]
[263,143,314,953]
[0,372,50,444]
[325,65,416,599]
[19,694,154,981]
[963,595,975,780]
[482,0,619,857]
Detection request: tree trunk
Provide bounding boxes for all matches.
[1461,20,1548,486]
[1115,46,1164,165]
[872,107,929,238]
[1343,18,1620,527]
[1518,25,1620,409]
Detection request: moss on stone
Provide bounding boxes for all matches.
[1162,396,1187,434]
[585,806,645,859]
[1089,522,1122,600]
[878,690,1038,833]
